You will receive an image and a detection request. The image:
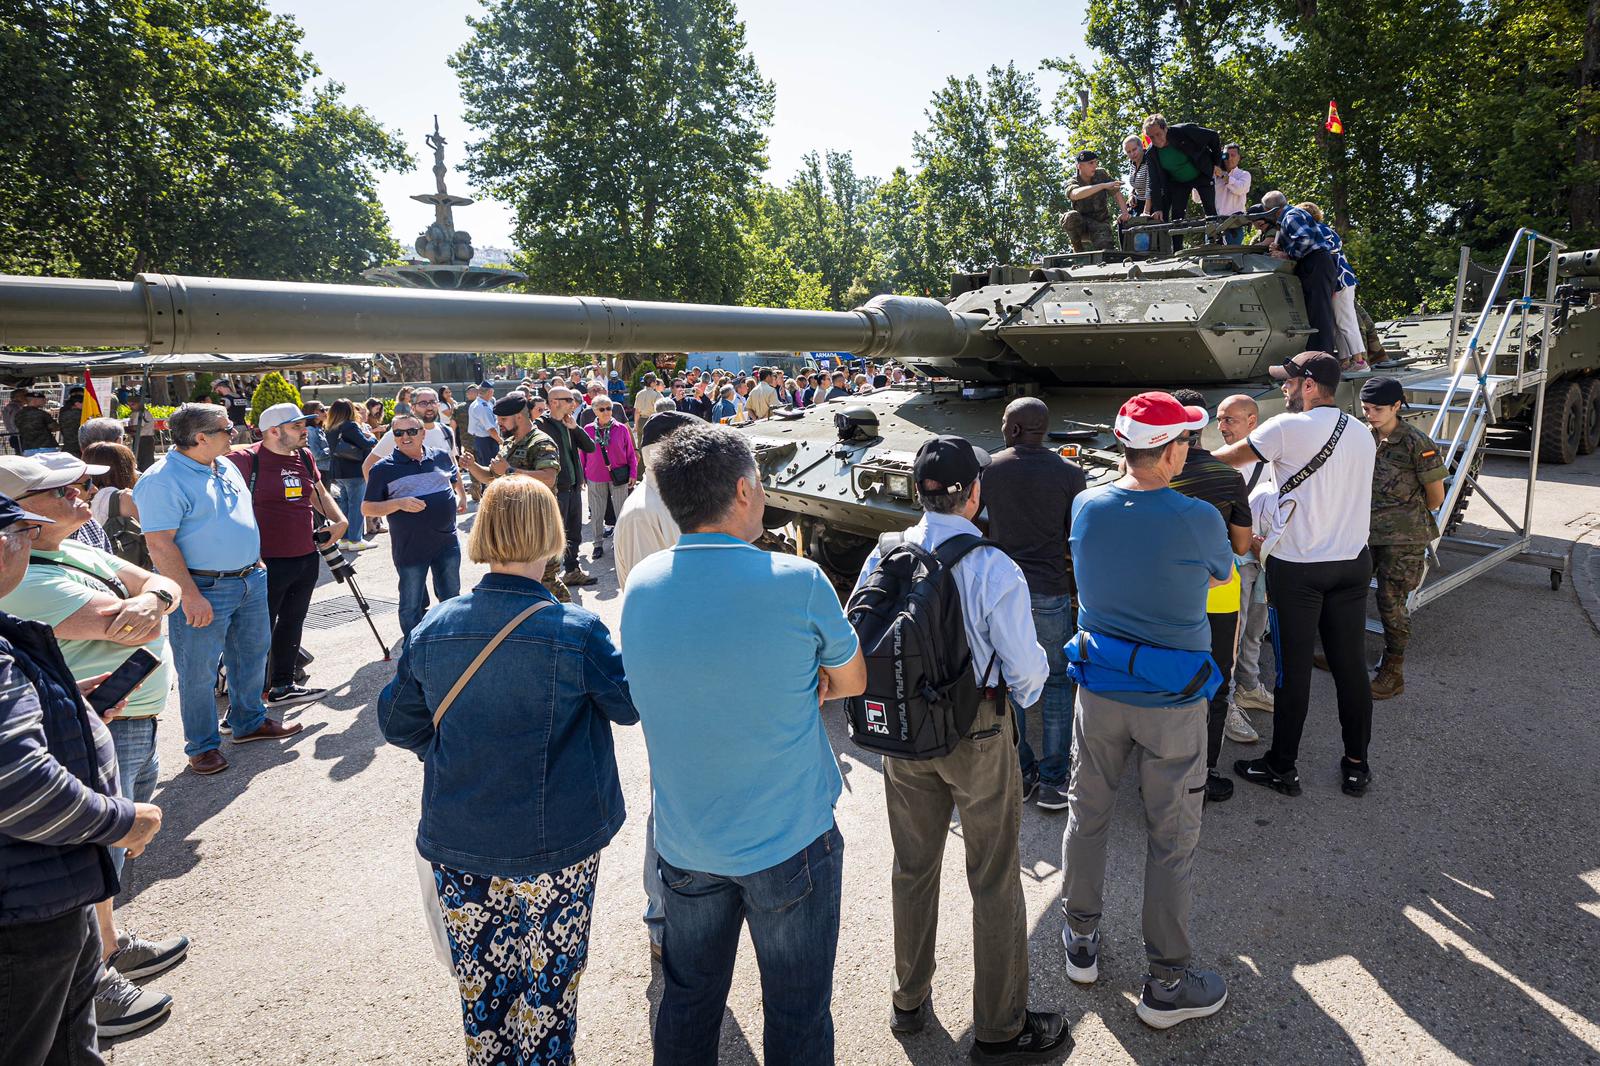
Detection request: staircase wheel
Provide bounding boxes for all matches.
[1539,381,1582,465]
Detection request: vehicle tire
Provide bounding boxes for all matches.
[1578,378,1600,456]
[1443,449,1482,537]
[1538,380,1582,465]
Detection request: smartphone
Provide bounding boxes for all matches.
[89,649,162,714]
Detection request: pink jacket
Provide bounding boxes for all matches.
[582,421,639,483]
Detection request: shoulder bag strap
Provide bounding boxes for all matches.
[28,556,130,599]
[1278,412,1348,498]
[430,599,552,728]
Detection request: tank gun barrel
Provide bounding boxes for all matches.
[0,272,1003,361]
[1557,249,1600,278]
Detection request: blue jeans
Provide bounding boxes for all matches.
[1223,227,1245,245]
[1013,592,1075,786]
[396,540,461,636]
[333,477,366,538]
[168,567,270,756]
[108,717,160,876]
[642,806,665,946]
[654,825,842,1066]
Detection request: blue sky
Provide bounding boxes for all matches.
[267,0,1094,249]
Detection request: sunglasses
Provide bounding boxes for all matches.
[25,483,82,499]
[200,424,234,436]
[393,427,422,437]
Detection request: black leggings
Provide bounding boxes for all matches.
[1265,551,1373,771]
[265,552,320,690]
[1156,176,1216,251]
[1206,610,1238,770]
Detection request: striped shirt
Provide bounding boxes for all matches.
[0,651,129,848]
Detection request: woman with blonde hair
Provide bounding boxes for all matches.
[379,475,637,1066]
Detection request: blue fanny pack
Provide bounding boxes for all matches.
[1065,630,1221,703]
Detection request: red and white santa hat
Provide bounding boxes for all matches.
[1113,391,1209,449]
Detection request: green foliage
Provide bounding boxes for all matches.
[247,373,303,427]
[0,0,409,282]
[453,0,774,303]
[113,404,177,420]
[628,361,659,406]
[190,373,216,402]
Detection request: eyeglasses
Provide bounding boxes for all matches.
[413,399,437,405]
[200,424,234,437]
[393,427,422,437]
[0,524,42,543]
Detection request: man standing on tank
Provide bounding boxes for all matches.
[1141,114,1223,250]
[1061,150,1131,253]
[981,398,1087,810]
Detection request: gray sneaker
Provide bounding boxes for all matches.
[1224,705,1261,743]
[1233,684,1274,713]
[94,967,172,1038]
[1136,967,1227,1030]
[108,930,190,980]
[1063,925,1099,984]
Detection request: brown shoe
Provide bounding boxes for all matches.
[231,718,305,744]
[1370,654,1405,700]
[188,749,229,775]
[562,568,597,587]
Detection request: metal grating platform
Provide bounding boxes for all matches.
[302,594,398,630]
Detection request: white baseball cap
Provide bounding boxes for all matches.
[0,453,110,500]
[258,403,309,432]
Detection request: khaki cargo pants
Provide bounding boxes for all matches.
[883,697,1028,1043]
[1061,687,1206,984]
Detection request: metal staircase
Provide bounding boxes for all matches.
[1377,230,1568,630]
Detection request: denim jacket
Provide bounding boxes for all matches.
[377,574,638,877]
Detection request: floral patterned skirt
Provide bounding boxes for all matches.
[432,853,600,1066]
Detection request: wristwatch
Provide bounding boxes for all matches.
[150,588,176,613]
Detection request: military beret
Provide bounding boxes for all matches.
[492,394,529,417]
[1360,376,1406,407]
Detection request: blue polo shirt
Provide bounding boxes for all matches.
[364,447,460,567]
[620,534,859,875]
[133,449,260,571]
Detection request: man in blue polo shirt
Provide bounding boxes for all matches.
[620,424,866,1066]
[362,412,467,635]
[133,403,302,777]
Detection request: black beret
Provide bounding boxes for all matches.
[1360,376,1406,407]
[492,394,529,417]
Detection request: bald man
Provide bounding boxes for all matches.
[1216,395,1275,720]
[980,397,1088,809]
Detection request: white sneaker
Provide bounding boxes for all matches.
[350,539,379,551]
[1224,705,1261,743]
[1232,684,1274,713]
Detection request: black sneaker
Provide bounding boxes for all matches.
[265,684,327,708]
[890,998,928,1035]
[1020,767,1040,804]
[1340,757,1371,796]
[592,542,605,559]
[1035,783,1070,811]
[1204,770,1234,803]
[1234,756,1301,796]
[970,1010,1071,1063]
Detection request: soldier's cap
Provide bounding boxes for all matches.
[477,380,494,390]
[493,394,530,417]
[914,435,990,496]
[1270,350,1342,388]
[1114,392,1207,450]
[1075,149,1099,164]
[0,454,109,500]
[0,493,53,532]
[1360,376,1407,407]
[641,410,698,448]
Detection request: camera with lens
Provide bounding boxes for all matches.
[313,524,355,582]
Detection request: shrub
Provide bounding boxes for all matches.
[628,361,658,406]
[247,372,303,426]
[190,372,215,401]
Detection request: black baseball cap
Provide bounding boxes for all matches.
[1075,149,1099,163]
[1269,351,1342,388]
[492,394,529,417]
[913,435,990,496]
[1360,376,1407,407]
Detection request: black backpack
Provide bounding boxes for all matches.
[842,532,998,760]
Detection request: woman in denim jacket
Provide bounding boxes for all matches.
[378,476,637,1065]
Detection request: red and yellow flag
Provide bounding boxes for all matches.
[80,370,102,420]
[1325,100,1344,135]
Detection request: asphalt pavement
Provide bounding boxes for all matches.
[107,449,1600,1065]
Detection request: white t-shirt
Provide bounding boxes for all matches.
[369,423,455,461]
[1247,405,1374,563]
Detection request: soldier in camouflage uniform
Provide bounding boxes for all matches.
[1362,377,1447,698]
[1060,149,1131,253]
[461,392,572,602]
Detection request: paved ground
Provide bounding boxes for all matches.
[106,450,1600,1065]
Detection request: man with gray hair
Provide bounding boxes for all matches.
[621,424,866,1062]
[77,417,125,452]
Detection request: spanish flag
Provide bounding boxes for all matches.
[1325,100,1344,135]
[80,370,102,421]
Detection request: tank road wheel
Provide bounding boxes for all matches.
[1578,378,1600,456]
[1539,381,1583,465]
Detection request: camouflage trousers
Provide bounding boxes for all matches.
[1062,211,1116,253]
[1372,544,1427,655]
[542,558,571,603]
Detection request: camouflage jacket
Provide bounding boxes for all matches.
[499,426,561,477]
[1370,421,1447,545]
[1066,168,1116,223]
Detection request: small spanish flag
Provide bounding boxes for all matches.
[1325,100,1344,135]
[80,371,102,421]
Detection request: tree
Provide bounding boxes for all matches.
[0,0,408,282]
[453,0,774,304]
[248,372,303,427]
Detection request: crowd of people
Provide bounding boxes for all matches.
[1064,113,1371,370]
[0,333,1454,1064]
